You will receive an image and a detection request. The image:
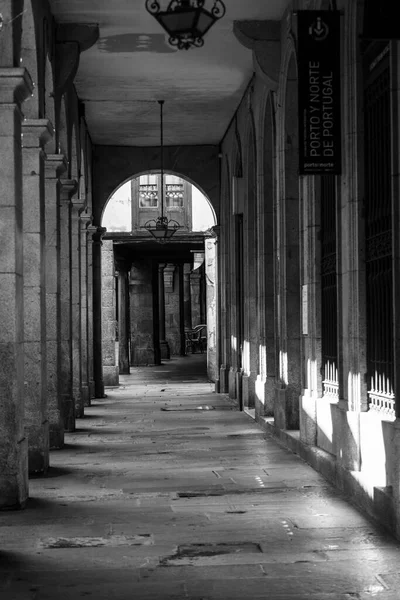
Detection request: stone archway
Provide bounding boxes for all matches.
[99,171,218,384]
[92,145,220,226]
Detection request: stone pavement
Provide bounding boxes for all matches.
[1,355,400,599]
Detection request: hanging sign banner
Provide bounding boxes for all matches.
[298,10,341,175]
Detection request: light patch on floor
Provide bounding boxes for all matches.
[39,534,154,549]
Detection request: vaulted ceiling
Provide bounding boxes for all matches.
[48,0,289,146]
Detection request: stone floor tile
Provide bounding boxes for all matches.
[1,355,400,599]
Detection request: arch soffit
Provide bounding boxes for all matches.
[230,123,243,179]
[259,90,276,156]
[276,33,298,131]
[69,122,79,181]
[243,109,257,181]
[257,91,277,205]
[0,0,24,67]
[20,1,39,118]
[222,156,231,201]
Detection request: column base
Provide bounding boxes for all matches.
[219,364,229,393]
[75,390,84,419]
[228,367,243,410]
[62,394,75,432]
[82,384,91,407]
[49,423,65,449]
[103,365,119,386]
[274,385,300,430]
[160,340,170,360]
[242,372,256,409]
[255,375,275,418]
[132,347,157,366]
[81,385,90,416]
[94,378,105,399]
[0,436,28,510]
[28,420,49,474]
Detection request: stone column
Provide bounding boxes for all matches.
[21,119,53,474]
[0,68,32,508]
[190,271,201,326]
[80,210,92,407]
[45,154,68,448]
[87,225,97,399]
[130,259,158,365]
[164,264,180,354]
[59,179,77,431]
[178,264,186,356]
[70,198,84,417]
[205,233,218,383]
[183,263,192,330]
[158,263,170,360]
[101,239,119,386]
[117,260,130,374]
[92,227,106,398]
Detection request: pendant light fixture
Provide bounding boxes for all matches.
[145,0,226,50]
[144,100,182,242]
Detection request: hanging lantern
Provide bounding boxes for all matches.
[144,101,182,242]
[145,0,226,50]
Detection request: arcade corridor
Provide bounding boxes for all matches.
[1,355,400,599]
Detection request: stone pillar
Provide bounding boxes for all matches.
[45,154,67,448]
[87,225,96,399]
[101,239,119,386]
[92,227,106,398]
[205,233,218,383]
[158,263,170,360]
[117,260,130,374]
[70,198,83,417]
[130,259,158,365]
[80,210,92,407]
[22,119,53,473]
[0,68,32,508]
[59,179,77,431]
[178,264,186,356]
[183,263,192,330]
[164,264,180,354]
[190,270,201,326]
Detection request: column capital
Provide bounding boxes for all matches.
[55,24,99,96]
[91,226,107,245]
[87,224,98,236]
[80,209,93,230]
[45,154,68,179]
[70,197,85,215]
[59,178,78,201]
[0,68,33,104]
[233,21,281,90]
[115,258,131,273]
[21,118,54,148]
[209,225,220,239]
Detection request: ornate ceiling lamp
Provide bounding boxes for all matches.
[145,0,226,50]
[144,101,182,242]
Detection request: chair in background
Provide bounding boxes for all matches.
[185,324,207,354]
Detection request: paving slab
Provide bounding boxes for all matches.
[1,355,400,599]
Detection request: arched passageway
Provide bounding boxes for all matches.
[99,172,218,386]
